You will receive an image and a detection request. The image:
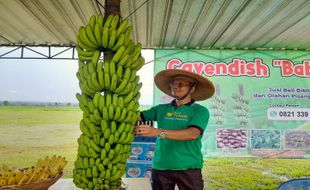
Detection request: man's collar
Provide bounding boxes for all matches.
[170,99,195,107]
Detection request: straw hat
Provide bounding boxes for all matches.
[154,69,215,101]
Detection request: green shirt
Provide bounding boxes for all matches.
[141,100,210,170]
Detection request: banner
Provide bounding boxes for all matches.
[154,49,310,158]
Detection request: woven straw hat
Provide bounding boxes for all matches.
[154,69,215,101]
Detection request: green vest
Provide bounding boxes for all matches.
[141,100,210,170]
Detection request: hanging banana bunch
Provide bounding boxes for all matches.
[73,14,144,190]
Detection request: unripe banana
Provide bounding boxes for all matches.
[102,106,109,121]
[101,120,108,133]
[116,65,123,79]
[108,28,116,49]
[88,15,97,30]
[97,14,104,27]
[116,18,129,39]
[109,60,116,75]
[114,78,128,94]
[97,70,105,89]
[78,27,97,49]
[101,26,109,48]
[112,33,125,51]
[104,73,111,90]
[108,104,114,120]
[110,15,119,30]
[86,24,99,46]
[110,73,118,91]
[76,45,95,57]
[94,23,102,45]
[91,50,101,65]
[118,54,129,67]
[112,45,126,63]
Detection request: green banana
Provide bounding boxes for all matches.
[103,128,111,140]
[94,109,102,122]
[116,18,129,39]
[100,149,107,160]
[78,27,97,49]
[113,106,121,121]
[89,147,99,158]
[89,157,95,167]
[105,93,112,107]
[112,45,126,63]
[108,28,116,49]
[110,73,118,91]
[101,26,109,48]
[86,24,99,46]
[110,15,119,29]
[118,54,129,66]
[108,135,114,145]
[109,60,116,75]
[76,45,95,57]
[100,136,106,147]
[94,23,102,45]
[119,81,132,95]
[118,96,124,108]
[112,33,125,51]
[83,157,90,168]
[114,78,128,94]
[108,149,115,160]
[108,104,114,120]
[88,15,96,30]
[92,166,99,177]
[104,73,111,90]
[123,67,131,81]
[78,54,93,62]
[133,82,143,96]
[88,101,95,113]
[104,142,111,152]
[93,92,101,108]
[127,100,136,111]
[104,59,110,73]
[80,121,92,138]
[102,106,109,121]
[90,139,101,153]
[117,123,126,134]
[91,72,101,91]
[123,92,134,104]
[112,94,118,107]
[98,95,105,111]
[97,14,104,27]
[103,15,114,28]
[93,134,101,145]
[97,61,104,72]
[97,70,105,89]
[87,61,96,73]
[118,108,128,122]
[110,121,117,133]
[129,69,137,82]
[116,65,123,79]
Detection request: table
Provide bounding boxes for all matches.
[49,178,152,190]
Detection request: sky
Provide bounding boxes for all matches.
[0,48,154,105]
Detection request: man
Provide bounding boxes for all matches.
[135,69,215,190]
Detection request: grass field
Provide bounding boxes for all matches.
[0,106,309,189]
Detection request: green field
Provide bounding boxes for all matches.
[0,106,309,189]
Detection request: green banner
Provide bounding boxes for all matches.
[154,49,310,158]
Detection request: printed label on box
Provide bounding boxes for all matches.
[129,143,156,161]
[126,161,152,178]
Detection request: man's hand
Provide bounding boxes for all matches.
[134,125,159,137]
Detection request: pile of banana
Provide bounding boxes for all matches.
[73,14,144,190]
[0,155,67,187]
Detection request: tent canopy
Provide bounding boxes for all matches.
[1,0,310,50]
